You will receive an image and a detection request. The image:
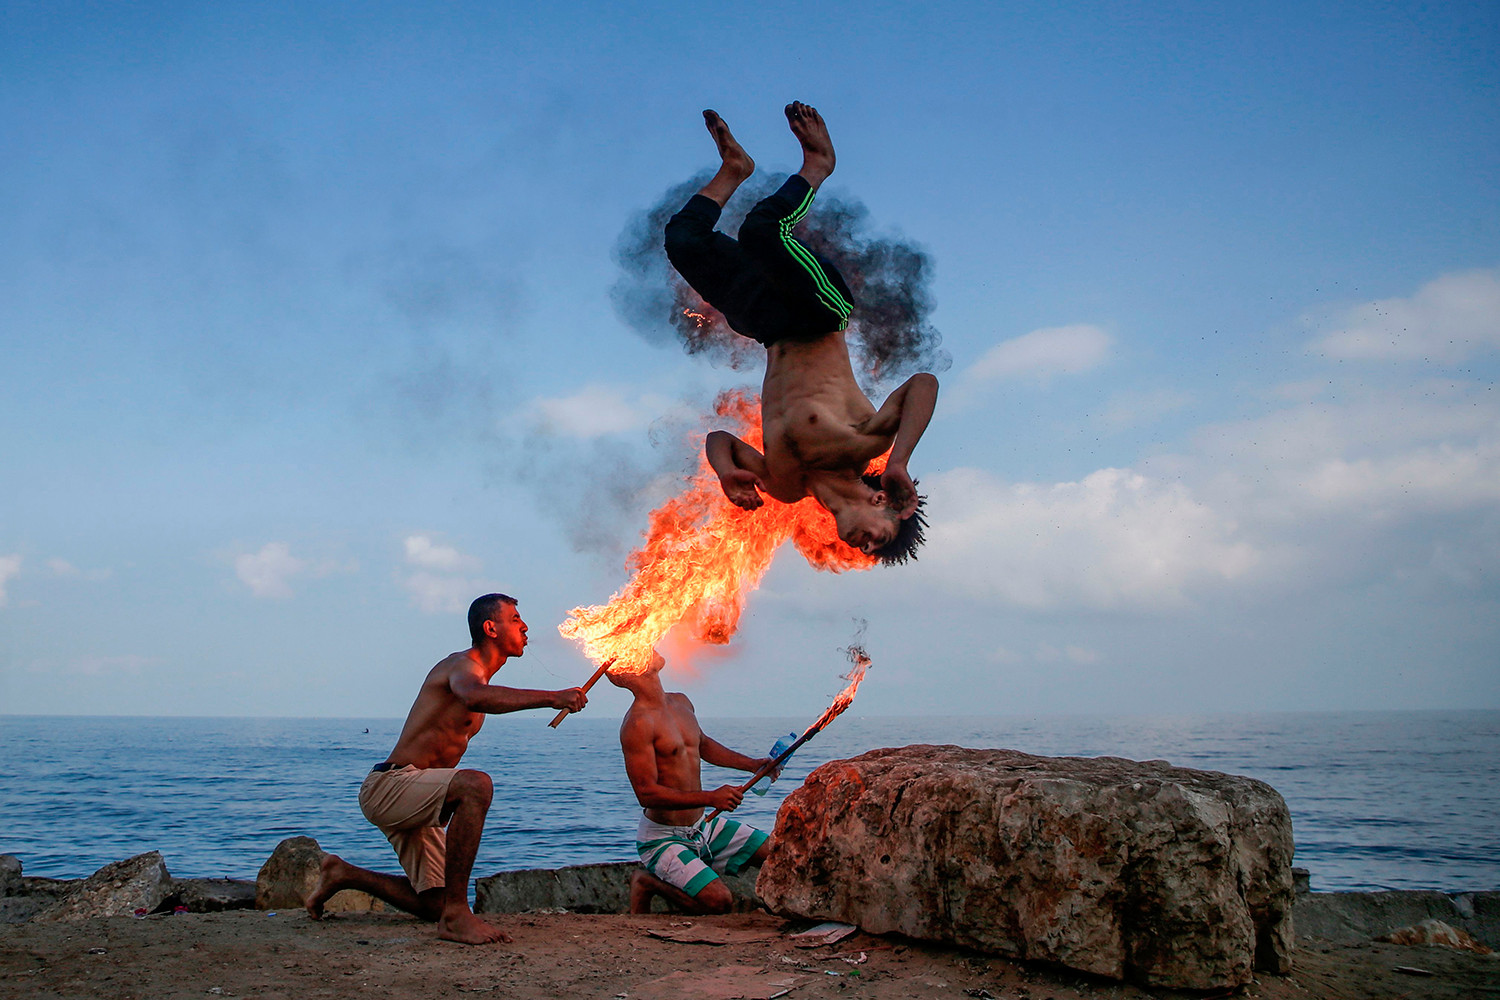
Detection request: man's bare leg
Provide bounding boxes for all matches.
[785,101,835,190]
[628,869,732,915]
[306,854,436,920]
[434,769,511,944]
[697,110,755,208]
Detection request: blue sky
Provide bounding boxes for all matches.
[3,1,1497,719]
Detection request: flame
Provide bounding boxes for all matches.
[559,389,878,674]
[802,644,871,738]
[683,307,712,328]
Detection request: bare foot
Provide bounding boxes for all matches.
[438,909,512,945]
[785,101,835,187]
[305,854,350,919]
[703,110,754,182]
[696,110,754,207]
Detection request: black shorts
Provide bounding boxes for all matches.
[664,175,855,347]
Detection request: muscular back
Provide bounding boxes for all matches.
[386,651,487,770]
[760,332,894,498]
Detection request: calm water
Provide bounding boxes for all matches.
[2,711,1496,892]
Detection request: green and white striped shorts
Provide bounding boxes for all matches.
[635,813,769,898]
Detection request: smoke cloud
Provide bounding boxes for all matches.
[612,173,951,385]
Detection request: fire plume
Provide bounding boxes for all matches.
[558,389,878,675]
[803,643,872,739]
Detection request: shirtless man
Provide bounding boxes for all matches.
[612,652,776,914]
[665,102,940,565]
[306,593,589,944]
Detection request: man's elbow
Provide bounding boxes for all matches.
[910,372,939,392]
[633,786,674,809]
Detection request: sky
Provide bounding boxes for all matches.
[2,1,1497,720]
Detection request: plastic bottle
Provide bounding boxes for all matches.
[751,733,798,795]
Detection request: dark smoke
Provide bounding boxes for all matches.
[612,173,951,384]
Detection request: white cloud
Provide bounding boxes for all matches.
[0,554,21,606]
[1306,268,1500,362]
[531,385,651,438]
[404,534,481,573]
[1100,388,1193,430]
[235,543,305,599]
[1303,442,1500,510]
[1035,643,1102,665]
[964,324,1112,385]
[921,466,1259,610]
[401,535,489,613]
[1181,380,1500,525]
[48,558,112,581]
[402,570,482,614]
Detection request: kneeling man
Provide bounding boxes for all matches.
[307,593,589,944]
[612,651,776,914]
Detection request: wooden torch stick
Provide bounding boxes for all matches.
[548,658,615,728]
[704,726,817,822]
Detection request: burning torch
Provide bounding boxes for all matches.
[705,644,871,820]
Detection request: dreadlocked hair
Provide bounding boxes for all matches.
[860,472,927,566]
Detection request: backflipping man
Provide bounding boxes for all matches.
[665,102,940,565]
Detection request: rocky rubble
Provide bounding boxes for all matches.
[475,860,761,914]
[757,745,1296,990]
[33,851,172,922]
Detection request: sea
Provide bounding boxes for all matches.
[3,711,1497,893]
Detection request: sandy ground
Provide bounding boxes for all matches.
[2,909,1496,1000]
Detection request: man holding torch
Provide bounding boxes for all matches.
[306,593,589,944]
[665,101,940,565]
[611,651,777,914]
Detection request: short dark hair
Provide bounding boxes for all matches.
[468,593,517,645]
[860,472,927,566]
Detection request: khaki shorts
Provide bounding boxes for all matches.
[358,765,458,894]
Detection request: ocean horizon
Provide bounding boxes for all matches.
[5,709,1497,894]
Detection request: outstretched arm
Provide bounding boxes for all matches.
[450,671,587,716]
[705,430,771,511]
[863,373,939,517]
[621,716,745,813]
[699,734,775,777]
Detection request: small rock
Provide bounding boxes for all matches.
[0,855,21,896]
[255,836,385,913]
[1379,919,1492,954]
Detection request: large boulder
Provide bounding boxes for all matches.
[255,836,386,913]
[757,746,1294,991]
[34,852,171,922]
